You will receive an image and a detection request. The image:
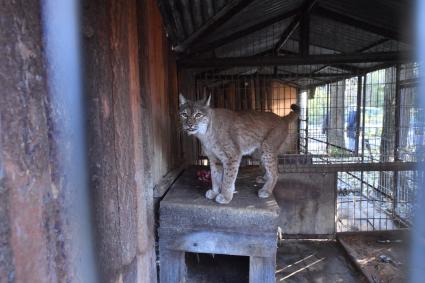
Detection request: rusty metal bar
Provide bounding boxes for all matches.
[278,161,421,173]
[178,51,412,68]
[174,0,255,52]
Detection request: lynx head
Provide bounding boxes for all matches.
[179,93,211,135]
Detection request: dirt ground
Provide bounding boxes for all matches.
[338,230,409,283]
[186,240,367,283]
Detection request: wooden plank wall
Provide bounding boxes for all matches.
[177,69,199,164]
[84,0,181,281]
[181,78,300,163]
[1,0,180,282]
[145,0,182,184]
[0,1,65,282]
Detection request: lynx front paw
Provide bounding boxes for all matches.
[258,189,271,198]
[215,194,232,204]
[205,189,219,200]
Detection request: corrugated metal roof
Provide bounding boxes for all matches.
[214,17,294,57]
[163,0,408,48]
[159,0,412,87]
[318,0,405,33]
[206,0,301,42]
[297,15,386,53]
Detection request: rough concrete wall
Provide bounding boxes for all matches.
[274,173,337,236]
[0,1,70,282]
[83,0,180,281]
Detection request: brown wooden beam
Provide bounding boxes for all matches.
[274,0,318,53]
[174,0,256,52]
[178,51,412,68]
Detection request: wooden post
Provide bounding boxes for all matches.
[249,255,276,283]
[159,248,186,283]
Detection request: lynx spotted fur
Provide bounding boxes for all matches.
[179,94,300,204]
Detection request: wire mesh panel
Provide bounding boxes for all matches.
[337,171,398,232]
[174,0,419,233]
[190,62,421,233]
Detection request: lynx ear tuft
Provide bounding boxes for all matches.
[179,93,187,106]
[205,94,211,107]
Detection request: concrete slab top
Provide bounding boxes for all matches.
[162,166,279,212]
[160,166,280,233]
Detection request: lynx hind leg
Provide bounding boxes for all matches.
[258,146,278,198]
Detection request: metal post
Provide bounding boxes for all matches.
[305,89,310,153]
[361,74,367,229]
[393,64,401,220]
[326,84,330,153]
[42,0,98,281]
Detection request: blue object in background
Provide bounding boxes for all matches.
[347,110,358,150]
[347,110,358,139]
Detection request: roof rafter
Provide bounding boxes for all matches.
[187,8,300,55]
[313,6,404,43]
[305,62,398,89]
[156,0,179,43]
[174,0,256,53]
[273,0,318,53]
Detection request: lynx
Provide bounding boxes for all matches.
[179,94,300,204]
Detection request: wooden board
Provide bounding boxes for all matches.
[159,229,277,257]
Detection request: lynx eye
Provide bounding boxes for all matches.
[180,112,188,118]
[194,113,203,118]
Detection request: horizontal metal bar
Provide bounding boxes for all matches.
[278,161,421,173]
[196,73,355,80]
[178,52,412,68]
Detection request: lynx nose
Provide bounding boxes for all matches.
[187,119,195,128]
[186,122,195,131]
